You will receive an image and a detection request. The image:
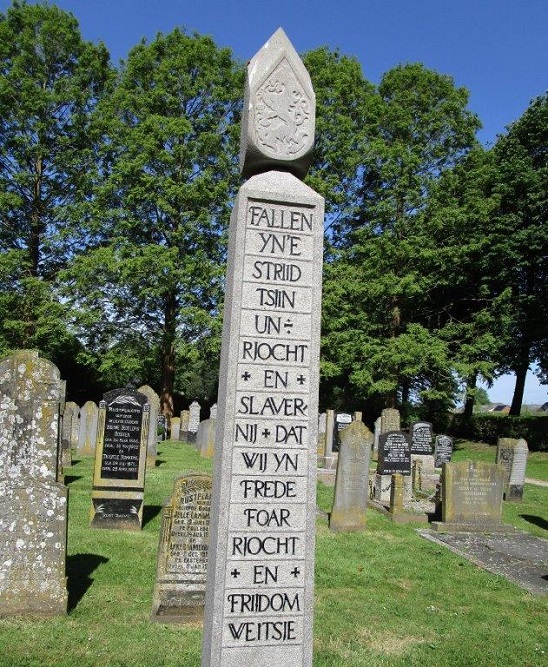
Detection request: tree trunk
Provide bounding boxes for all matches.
[160,291,177,417]
[510,356,529,416]
[463,373,477,419]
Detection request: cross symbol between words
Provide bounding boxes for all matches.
[231,568,241,578]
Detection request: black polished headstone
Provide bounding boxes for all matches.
[377,431,411,476]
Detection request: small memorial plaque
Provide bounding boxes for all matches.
[434,435,453,468]
[377,431,411,476]
[331,412,352,453]
[410,421,433,455]
[152,474,212,622]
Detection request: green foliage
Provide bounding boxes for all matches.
[0,0,112,365]
[60,29,243,409]
[450,413,548,451]
[487,93,548,413]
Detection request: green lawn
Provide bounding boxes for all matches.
[0,440,546,667]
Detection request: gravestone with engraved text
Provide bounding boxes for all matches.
[202,29,322,667]
[432,461,509,532]
[152,473,212,622]
[329,421,373,532]
[90,387,149,530]
[434,435,453,468]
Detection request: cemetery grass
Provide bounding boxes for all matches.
[0,443,546,667]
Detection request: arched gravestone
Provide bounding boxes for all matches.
[152,473,213,622]
[202,29,322,667]
[90,387,149,530]
[0,350,68,616]
[330,421,373,532]
[187,401,201,445]
[434,435,453,468]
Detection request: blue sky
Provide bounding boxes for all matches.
[2,0,547,403]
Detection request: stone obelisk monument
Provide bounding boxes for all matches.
[202,29,324,667]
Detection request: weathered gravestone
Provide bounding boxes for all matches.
[152,473,212,622]
[202,29,322,667]
[373,416,381,456]
[170,416,181,441]
[432,461,510,532]
[210,403,218,420]
[138,385,160,466]
[0,350,68,616]
[317,412,326,462]
[331,412,353,453]
[410,421,433,455]
[200,418,217,459]
[375,431,411,502]
[180,410,190,442]
[68,401,80,448]
[434,435,453,468]
[60,400,75,469]
[496,437,528,502]
[410,421,436,488]
[380,407,400,434]
[77,400,98,456]
[329,421,373,532]
[188,401,201,445]
[323,408,335,468]
[90,387,149,530]
[180,409,190,441]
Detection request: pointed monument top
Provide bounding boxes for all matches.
[239,28,315,180]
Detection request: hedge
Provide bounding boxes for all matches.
[449,413,548,451]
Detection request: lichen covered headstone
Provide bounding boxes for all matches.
[0,350,68,616]
[330,421,373,532]
[152,473,212,622]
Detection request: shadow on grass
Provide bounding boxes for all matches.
[143,504,163,527]
[519,514,548,531]
[64,475,82,485]
[67,553,109,612]
[154,458,166,467]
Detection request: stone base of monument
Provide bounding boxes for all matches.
[317,467,336,486]
[151,584,205,624]
[367,499,431,524]
[323,453,338,470]
[329,507,366,532]
[90,492,144,530]
[505,485,524,502]
[146,455,156,469]
[374,473,412,502]
[430,521,516,533]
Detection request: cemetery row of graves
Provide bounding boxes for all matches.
[1,349,546,667]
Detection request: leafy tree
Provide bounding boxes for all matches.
[61,29,243,414]
[489,93,548,414]
[0,0,111,363]
[320,63,481,412]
